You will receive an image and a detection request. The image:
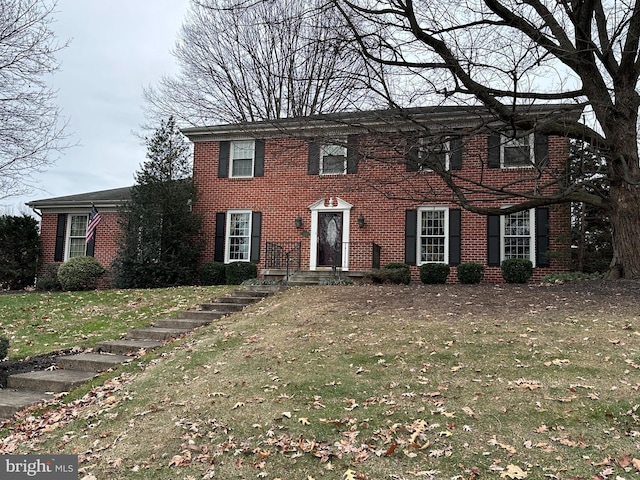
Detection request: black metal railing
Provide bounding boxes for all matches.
[265,241,302,273]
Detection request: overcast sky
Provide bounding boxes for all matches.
[1,0,190,214]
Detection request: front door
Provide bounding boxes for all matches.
[317,212,343,268]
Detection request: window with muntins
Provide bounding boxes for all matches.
[418,207,449,263]
[501,133,534,168]
[231,140,255,177]
[67,214,88,259]
[226,211,251,261]
[502,209,535,263]
[320,143,347,175]
[419,140,450,171]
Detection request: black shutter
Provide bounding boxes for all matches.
[450,137,462,170]
[346,135,358,174]
[534,134,549,167]
[308,142,320,175]
[405,137,420,172]
[250,212,262,263]
[536,207,550,267]
[254,139,265,176]
[218,141,230,178]
[487,214,501,266]
[214,212,226,262]
[487,133,501,168]
[54,214,66,262]
[405,209,418,265]
[86,237,95,257]
[449,209,462,265]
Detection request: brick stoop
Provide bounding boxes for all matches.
[0,285,286,420]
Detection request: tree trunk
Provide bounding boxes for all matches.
[608,183,640,279]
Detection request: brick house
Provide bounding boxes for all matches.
[28,105,578,284]
[182,105,577,283]
[26,186,131,272]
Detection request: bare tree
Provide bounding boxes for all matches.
[0,0,68,199]
[144,0,380,125]
[333,0,640,278]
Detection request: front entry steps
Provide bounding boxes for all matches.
[0,286,285,420]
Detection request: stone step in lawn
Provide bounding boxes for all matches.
[126,327,192,341]
[216,295,262,305]
[178,310,226,321]
[0,390,54,418]
[198,302,245,313]
[7,370,97,394]
[95,339,163,356]
[56,353,132,372]
[152,317,212,329]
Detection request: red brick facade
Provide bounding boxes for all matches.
[186,108,574,283]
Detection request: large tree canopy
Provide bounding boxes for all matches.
[334,0,640,278]
[0,0,67,199]
[144,0,379,125]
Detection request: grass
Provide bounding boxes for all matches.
[1,282,639,480]
[0,286,233,359]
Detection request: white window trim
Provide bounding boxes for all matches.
[417,206,449,265]
[65,213,88,260]
[500,208,536,266]
[500,133,535,169]
[230,140,255,178]
[224,209,252,263]
[320,141,347,175]
[418,140,450,172]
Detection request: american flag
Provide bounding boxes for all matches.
[86,205,102,242]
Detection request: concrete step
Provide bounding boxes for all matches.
[152,317,212,329]
[216,295,261,305]
[178,310,226,321]
[0,389,54,418]
[55,353,131,372]
[7,370,97,393]
[95,339,163,355]
[199,302,245,313]
[126,327,192,341]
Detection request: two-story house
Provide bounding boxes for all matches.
[29,105,579,284]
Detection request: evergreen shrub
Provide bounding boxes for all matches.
[419,263,450,284]
[57,256,106,291]
[456,262,484,284]
[0,336,9,359]
[226,262,258,285]
[36,263,62,291]
[200,262,226,285]
[501,258,533,283]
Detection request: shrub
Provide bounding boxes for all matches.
[501,258,533,284]
[419,263,450,284]
[57,256,106,291]
[364,263,411,285]
[36,263,62,291]
[0,336,9,359]
[456,262,484,284]
[0,215,41,290]
[199,262,226,285]
[226,262,258,285]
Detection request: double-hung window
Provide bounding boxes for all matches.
[418,207,449,263]
[501,209,535,264]
[320,142,347,175]
[66,214,88,259]
[226,210,252,262]
[501,133,534,168]
[419,140,450,171]
[231,140,255,178]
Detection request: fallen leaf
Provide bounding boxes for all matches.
[500,464,527,478]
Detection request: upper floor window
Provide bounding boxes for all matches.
[501,133,535,168]
[231,140,255,177]
[320,143,347,175]
[66,214,88,259]
[501,209,535,264]
[418,206,449,264]
[418,140,450,171]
